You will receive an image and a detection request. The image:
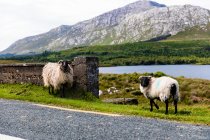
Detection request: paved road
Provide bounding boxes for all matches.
[0,99,209,140]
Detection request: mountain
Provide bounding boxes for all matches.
[118,5,210,42]
[1,0,210,55]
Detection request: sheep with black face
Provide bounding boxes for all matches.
[139,76,180,114]
[42,60,73,97]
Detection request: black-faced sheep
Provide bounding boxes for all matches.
[42,60,73,98]
[139,76,179,114]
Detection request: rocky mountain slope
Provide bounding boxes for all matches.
[1,0,210,55]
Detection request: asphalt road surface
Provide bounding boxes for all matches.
[0,99,209,140]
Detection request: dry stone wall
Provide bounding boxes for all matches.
[0,64,43,85]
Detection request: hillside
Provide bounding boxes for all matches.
[1,0,210,55]
[12,40,210,66]
[166,23,210,41]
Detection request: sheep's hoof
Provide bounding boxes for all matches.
[60,95,64,98]
[156,106,159,110]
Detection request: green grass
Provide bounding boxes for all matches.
[0,60,22,64]
[0,73,209,125]
[6,39,210,66]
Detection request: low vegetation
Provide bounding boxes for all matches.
[3,40,210,66]
[0,72,209,125]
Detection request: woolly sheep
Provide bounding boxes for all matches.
[42,60,73,97]
[139,76,179,114]
[99,90,103,96]
[107,87,119,95]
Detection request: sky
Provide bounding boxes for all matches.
[0,0,210,51]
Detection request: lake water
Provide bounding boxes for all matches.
[99,65,210,80]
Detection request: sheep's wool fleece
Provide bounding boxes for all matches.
[140,76,179,102]
[42,63,73,90]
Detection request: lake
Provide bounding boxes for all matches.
[99,65,210,80]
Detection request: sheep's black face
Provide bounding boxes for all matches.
[139,76,151,87]
[60,61,69,72]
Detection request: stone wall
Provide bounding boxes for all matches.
[0,57,99,97]
[0,64,44,85]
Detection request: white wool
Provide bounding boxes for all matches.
[107,87,119,95]
[42,62,73,90]
[140,76,179,102]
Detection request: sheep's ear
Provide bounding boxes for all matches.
[58,60,63,64]
[66,60,71,64]
[139,76,143,81]
[69,64,75,68]
[147,76,152,81]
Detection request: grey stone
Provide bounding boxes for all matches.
[73,56,99,97]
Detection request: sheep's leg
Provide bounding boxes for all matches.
[51,86,54,94]
[49,86,53,94]
[165,100,168,114]
[61,84,65,98]
[48,87,51,94]
[174,100,178,114]
[152,100,159,110]
[62,85,65,98]
[150,99,153,112]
